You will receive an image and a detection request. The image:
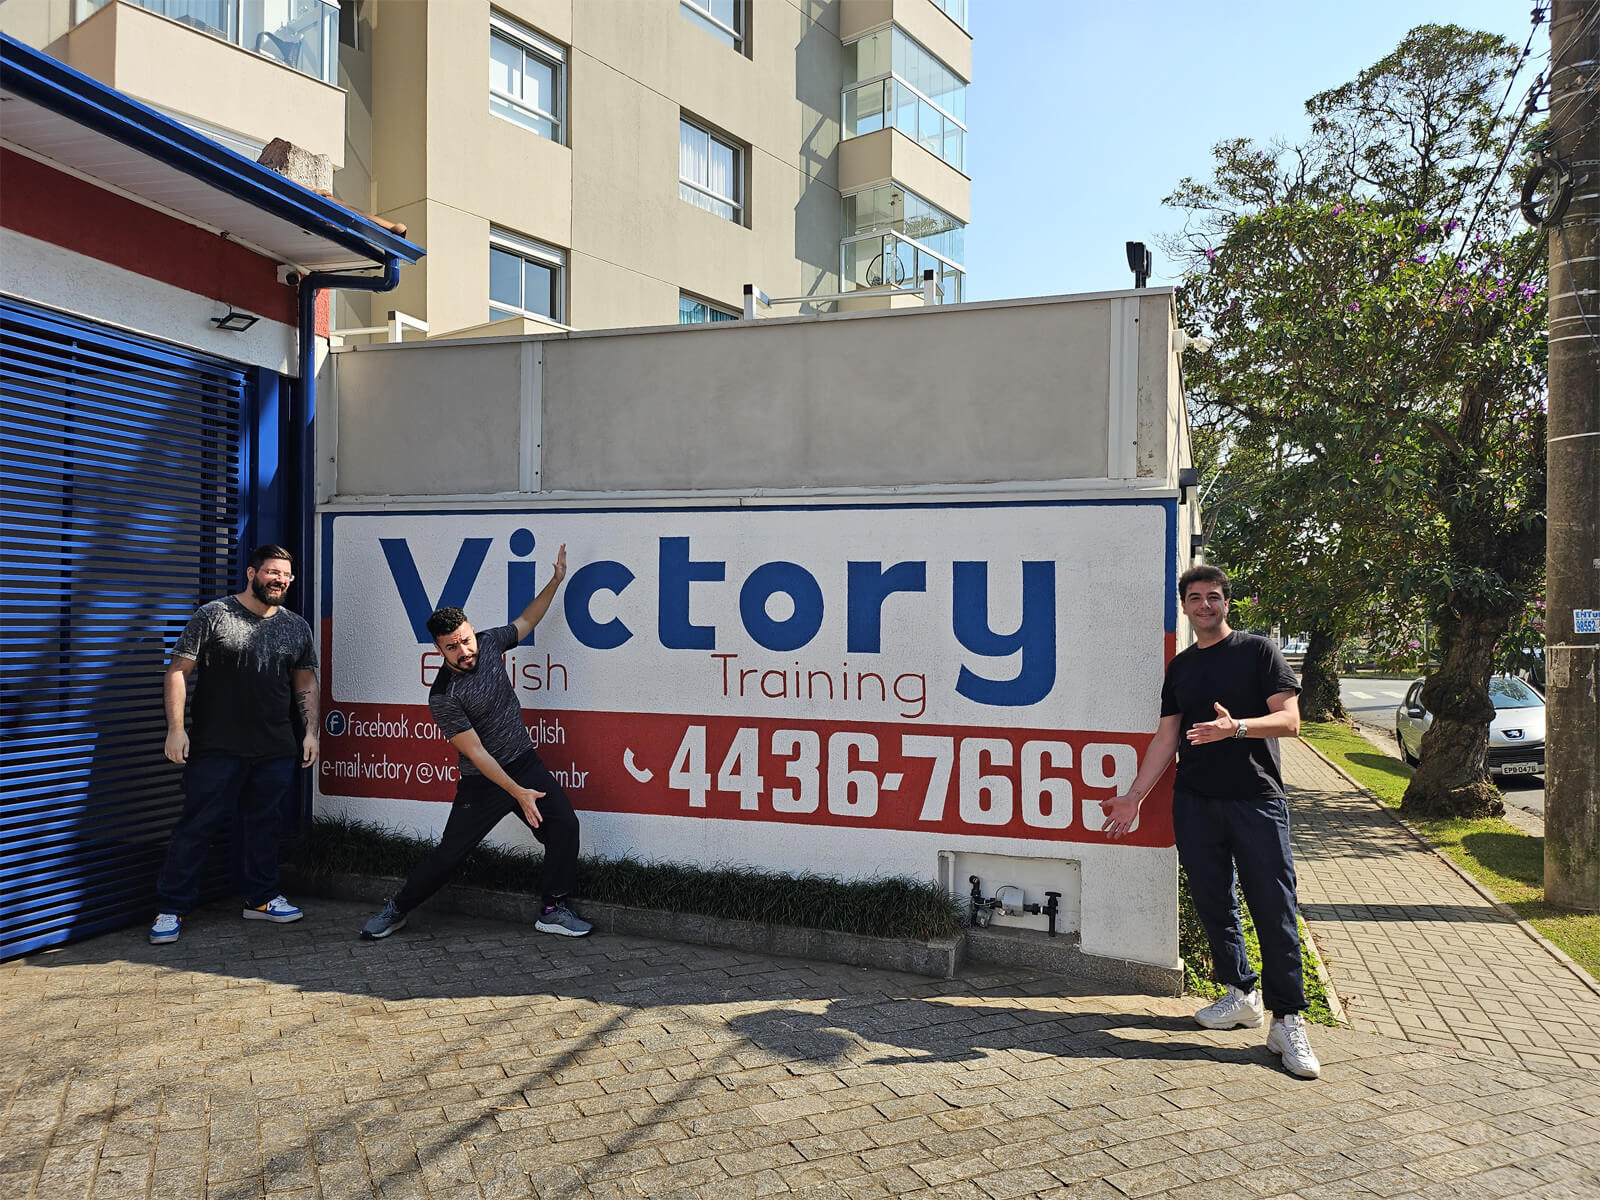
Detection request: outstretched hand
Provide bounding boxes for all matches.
[1187,701,1239,744]
[1098,793,1140,839]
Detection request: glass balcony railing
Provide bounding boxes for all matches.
[843,77,965,172]
[841,232,964,304]
[77,0,340,85]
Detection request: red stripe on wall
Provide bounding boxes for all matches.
[1,148,298,327]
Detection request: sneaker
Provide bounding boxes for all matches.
[149,913,182,944]
[242,895,303,923]
[1267,1013,1322,1079]
[534,902,593,938]
[1194,984,1265,1030]
[360,898,408,940]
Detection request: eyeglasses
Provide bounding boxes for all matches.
[256,570,295,581]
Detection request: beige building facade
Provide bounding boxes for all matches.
[6,0,972,338]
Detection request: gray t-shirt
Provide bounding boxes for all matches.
[428,624,535,777]
[175,596,316,759]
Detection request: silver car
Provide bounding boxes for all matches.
[1394,675,1547,776]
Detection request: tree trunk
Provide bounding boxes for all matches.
[1298,629,1346,722]
[1402,608,1507,819]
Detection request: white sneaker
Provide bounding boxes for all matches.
[1267,1013,1322,1079]
[1194,985,1265,1030]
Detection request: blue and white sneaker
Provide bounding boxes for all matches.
[534,902,593,938]
[149,913,182,944]
[242,895,304,923]
[360,898,408,940]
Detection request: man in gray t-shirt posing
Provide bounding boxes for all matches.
[361,543,592,940]
[149,545,318,945]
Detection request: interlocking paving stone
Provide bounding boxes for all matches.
[4,737,1599,1198]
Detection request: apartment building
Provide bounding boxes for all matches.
[5,0,972,337]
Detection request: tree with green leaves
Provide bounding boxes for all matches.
[1165,24,1547,818]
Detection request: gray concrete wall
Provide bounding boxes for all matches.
[329,287,1187,499]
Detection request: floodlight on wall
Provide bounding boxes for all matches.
[1178,465,1200,504]
[1191,533,1206,555]
[1125,241,1152,288]
[210,307,260,332]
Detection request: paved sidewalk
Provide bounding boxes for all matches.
[1283,737,1600,1074]
[4,895,1600,1200]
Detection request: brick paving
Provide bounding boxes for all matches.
[1284,738,1600,1075]
[2,737,1597,1199]
[4,887,1600,1200]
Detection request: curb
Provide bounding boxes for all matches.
[282,867,1183,994]
[1294,736,1600,1001]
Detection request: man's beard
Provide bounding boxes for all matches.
[451,654,479,673]
[251,578,287,606]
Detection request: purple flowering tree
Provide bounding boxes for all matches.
[1166,24,1547,818]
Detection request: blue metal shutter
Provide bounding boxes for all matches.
[1,298,251,959]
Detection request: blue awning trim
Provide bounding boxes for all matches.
[1,33,422,270]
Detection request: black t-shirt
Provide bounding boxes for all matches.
[175,597,317,759]
[429,624,536,777]
[1159,631,1301,800]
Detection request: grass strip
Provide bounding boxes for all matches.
[1301,721,1599,981]
[293,815,966,941]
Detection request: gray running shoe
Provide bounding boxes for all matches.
[1267,1013,1322,1079]
[1194,985,1265,1030]
[534,902,593,937]
[361,898,408,940]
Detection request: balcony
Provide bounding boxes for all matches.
[76,0,339,85]
[54,0,345,165]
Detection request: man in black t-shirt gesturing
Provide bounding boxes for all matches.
[150,545,318,945]
[361,543,591,941]
[1100,565,1320,1079]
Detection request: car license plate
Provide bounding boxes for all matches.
[1500,762,1540,776]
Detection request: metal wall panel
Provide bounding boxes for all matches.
[1,298,252,959]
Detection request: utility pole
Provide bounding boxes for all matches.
[1544,0,1600,911]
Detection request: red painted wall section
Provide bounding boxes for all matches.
[1,148,299,327]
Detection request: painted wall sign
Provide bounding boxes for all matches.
[317,501,1178,850]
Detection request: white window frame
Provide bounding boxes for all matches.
[679,292,740,324]
[678,118,744,224]
[489,12,566,144]
[680,0,744,51]
[489,229,567,324]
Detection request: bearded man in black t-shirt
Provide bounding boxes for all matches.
[360,543,592,941]
[149,545,318,945]
[1100,565,1321,1080]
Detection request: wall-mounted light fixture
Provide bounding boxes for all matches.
[1191,533,1206,555]
[210,307,260,332]
[1178,465,1200,505]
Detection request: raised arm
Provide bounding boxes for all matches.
[164,655,197,763]
[1098,712,1182,839]
[448,728,546,827]
[511,543,568,643]
[1185,691,1301,744]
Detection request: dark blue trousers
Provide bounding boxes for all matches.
[394,751,580,914]
[1172,787,1307,1016]
[155,755,295,915]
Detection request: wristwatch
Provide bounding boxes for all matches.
[1232,721,1249,739]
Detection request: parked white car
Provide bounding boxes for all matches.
[1393,675,1546,776]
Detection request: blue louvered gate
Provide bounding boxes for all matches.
[1,298,258,959]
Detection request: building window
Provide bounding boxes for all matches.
[841,182,965,303]
[489,13,565,143]
[842,27,966,172]
[679,118,743,223]
[76,0,340,85]
[930,0,968,30]
[680,0,744,51]
[489,231,565,323]
[679,293,739,324]
[338,0,360,48]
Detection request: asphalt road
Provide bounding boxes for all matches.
[1336,675,1545,823]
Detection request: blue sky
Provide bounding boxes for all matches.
[964,1,1539,301]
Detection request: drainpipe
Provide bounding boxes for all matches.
[286,260,401,825]
[289,259,402,619]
